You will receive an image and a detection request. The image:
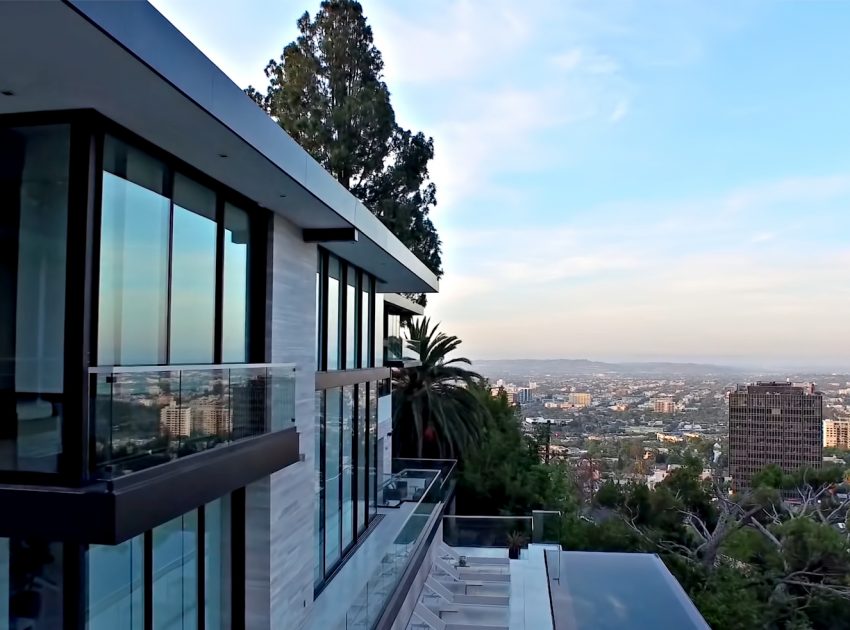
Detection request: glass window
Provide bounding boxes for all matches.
[315,253,322,370]
[0,125,69,472]
[153,511,198,630]
[370,382,378,518]
[386,313,402,363]
[345,268,357,370]
[360,277,371,368]
[98,172,170,366]
[5,539,63,628]
[324,388,341,570]
[314,391,324,587]
[87,536,144,630]
[170,175,216,364]
[222,204,249,363]
[341,385,354,551]
[326,258,341,371]
[205,497,231,630]
[373,294,383,368]
[357,384,367,534]
[99,138,170,366]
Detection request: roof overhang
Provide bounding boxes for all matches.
[0,0,438,294]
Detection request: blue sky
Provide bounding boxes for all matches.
[151,0,850,369]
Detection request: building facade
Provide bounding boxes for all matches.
[823,419,850,449]
[0,2,438,629]
[729,382,823,491]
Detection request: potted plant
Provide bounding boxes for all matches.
[506,531,527,560]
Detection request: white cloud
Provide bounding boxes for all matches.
[610,99,630,122]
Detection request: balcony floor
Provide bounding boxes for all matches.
[307,501,418,630]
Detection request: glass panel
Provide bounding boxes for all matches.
[341,385,354,551]
[222,204,249,363]
[360,277,371,368]
[97,171,170,365]
[370,382,378,518]
[87,536,144,630]
[314,390,324,588]
[230,367,268,439]
[373,293,383,367]
[7,539,63,628]
[386,313,402,362]
[357,384,367,534]
[315,252,322,370]
[324,388,341,571]
[0,538,7,630]
[326,258,341,371]
[170,175,216,364]
[345,268,357,370]
[153,511,198,630]
[0,125,69,472]
[205,497,231,630]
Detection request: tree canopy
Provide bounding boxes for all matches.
[247,0,442,298]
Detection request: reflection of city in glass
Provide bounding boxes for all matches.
[93,366,294,477]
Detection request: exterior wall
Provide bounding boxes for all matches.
[245,214,317,629]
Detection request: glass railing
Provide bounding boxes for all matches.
[442,515,533,549]
[392,458,457,501]
[345,467,444,629]
[89,363,296,478]
[532,510,562,545]
[377,459,458,508]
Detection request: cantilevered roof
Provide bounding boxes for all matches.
[0,0,438,294]
[545,551,710,630]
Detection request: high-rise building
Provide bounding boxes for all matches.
[196,404,231,436]
[729,382,823,491]
[824,419,850,449]
[160,401,192,437]
[517,387,533,404]
[569,392,592,407]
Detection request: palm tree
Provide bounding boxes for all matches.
[392,317,489,458]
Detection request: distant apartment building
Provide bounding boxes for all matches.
[517,387,533,404]
[196,404,231,436]
[160,401,192,437]
[729,382,823,491]
[653,398,676,413]
[824,419,850,448]
[569,392,592,407]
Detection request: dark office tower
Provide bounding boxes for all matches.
[729,381,823,491]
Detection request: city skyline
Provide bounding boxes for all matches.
[151,0,850,366]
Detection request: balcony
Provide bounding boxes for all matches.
[89,363,296,478]
[0,363,299,544]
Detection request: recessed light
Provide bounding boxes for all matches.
[218,153,228,158]
[280,194,287,198]
[1,90,14,97]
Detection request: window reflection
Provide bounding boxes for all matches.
[98,171,170,366]
[205,497,230,630]
[87,536,144,630]
[341,385,354,550]
[153,512,198,630]
[326,259,341,371]
[0,125,70,472]
[222,204,249,363]
[170,175,217,364]
[345,268,357,369]
[360,277,371,368]
[324,388,341,569]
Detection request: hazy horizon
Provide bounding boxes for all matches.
[151,0,850,366]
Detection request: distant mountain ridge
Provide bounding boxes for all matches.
[470,358,740,378]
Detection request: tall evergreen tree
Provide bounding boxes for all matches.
[247,1,442,299]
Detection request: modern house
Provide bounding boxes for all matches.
[0,1,442,628]
[0,3,712,630]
